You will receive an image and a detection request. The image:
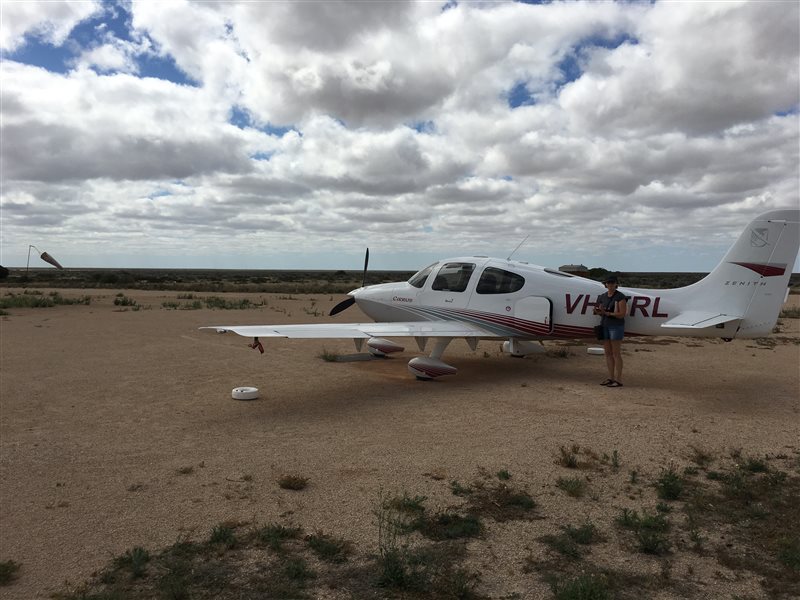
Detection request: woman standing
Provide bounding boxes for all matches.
[594,276,628,387]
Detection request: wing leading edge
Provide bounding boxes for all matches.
[200,321,497,339]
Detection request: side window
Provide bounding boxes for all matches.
[431,263,475,293]
[476,267,525,294]
[408,264,436,289]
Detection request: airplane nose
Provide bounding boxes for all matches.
[330,285,369,316]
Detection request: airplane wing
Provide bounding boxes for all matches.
[200,321,498,339]
[660,311,742,329]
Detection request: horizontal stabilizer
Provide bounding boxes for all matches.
[660,311,742,329]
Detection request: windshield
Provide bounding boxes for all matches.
[408,263,437,288]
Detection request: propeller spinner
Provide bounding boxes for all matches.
[329,248,369,316]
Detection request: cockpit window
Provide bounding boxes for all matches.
[431,263,475,292]
[476,267,525,294]
[408,263,436,288]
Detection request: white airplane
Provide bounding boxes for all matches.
[203,209,799,380]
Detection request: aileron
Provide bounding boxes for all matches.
[660,312,742,329]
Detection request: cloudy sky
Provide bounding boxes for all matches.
[1,0,798,272]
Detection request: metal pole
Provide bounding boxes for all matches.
[26,245,40,277]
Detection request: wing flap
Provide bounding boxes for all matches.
[660,311,742,329]
[201,321,495,339]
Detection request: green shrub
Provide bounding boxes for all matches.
[256,523,301,552]
[655,466,684,500]
[450,480,472,497]
[557,476,587,498]
[0,293,53,308]
[0,560,21,585]
[552,573,610,600]
[306,533,351,563]
[112,547,150,579]
[278,474,308,490]
[558,446,579,469]
[564,522,598,545]
[385,492,427,516]
[113,295,137,307]
[209,524,236,549]
[617,509,671,555]
[317,349,339,362]
[778,537,800,571]
[416,512,482,541]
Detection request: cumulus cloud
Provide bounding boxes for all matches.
[0,62,268,181]
[0,0,101,51]
[71,33,155,74]
[560,2,799,135]
[0,0,797,270]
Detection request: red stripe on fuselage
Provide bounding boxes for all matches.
[449,308,595,338]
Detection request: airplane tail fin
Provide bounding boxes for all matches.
[671,209,799,337]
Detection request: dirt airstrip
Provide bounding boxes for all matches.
[0,289,798,599]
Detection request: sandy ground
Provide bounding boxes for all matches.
[0,288,798,599]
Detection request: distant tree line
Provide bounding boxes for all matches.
[2,267,797,293]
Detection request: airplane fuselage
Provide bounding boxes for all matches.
[351,257,741,340]
[350,257,765,340]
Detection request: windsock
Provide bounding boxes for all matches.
[39,251,64,269]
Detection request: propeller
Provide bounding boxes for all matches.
[330,248,369,316]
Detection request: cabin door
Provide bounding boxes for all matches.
[514,296,553,334]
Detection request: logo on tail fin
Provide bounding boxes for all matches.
[730,262,786,277]
[750,228,769,247]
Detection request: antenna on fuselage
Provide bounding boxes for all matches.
[506,235,530,261]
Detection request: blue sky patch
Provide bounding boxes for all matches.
[582,32,639,50]
[136,52,196,86]
[507,82,535,109]
[410,120,436,134]
[72,1,132,44]
[229,106,293,137]
[557,53,582,85]
[3,37,72,73]
[229,106,252,129]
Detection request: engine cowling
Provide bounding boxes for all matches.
[367,337,404,357]
[407,357,457,379]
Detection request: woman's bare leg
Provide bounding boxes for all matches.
[609,340,623,383]
[603,339,615,379]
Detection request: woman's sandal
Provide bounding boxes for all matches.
[607,381,624,387]
[600,378,614,386]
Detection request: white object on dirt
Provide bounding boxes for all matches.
[232,387,259,400]
[587,347,605,356]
